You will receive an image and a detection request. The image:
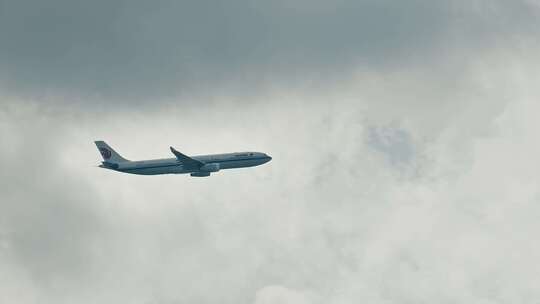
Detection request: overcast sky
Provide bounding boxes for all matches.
[2,1,540,303]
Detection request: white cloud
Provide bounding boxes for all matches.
[254,286,315,304]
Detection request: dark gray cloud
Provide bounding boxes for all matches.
[0,0,538,102]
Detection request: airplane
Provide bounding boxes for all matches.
[95,141,272,177]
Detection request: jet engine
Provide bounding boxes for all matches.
[200,163,220,172]
[191,172,211,177]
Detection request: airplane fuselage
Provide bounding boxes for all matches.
[100,152,272,176]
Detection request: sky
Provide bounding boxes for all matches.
[1,0,540,303]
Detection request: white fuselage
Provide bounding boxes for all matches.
[100,152,272,176]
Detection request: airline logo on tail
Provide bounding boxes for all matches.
[99,148,112,159]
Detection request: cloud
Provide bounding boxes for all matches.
[254,286,315,304]
[0,0,538,102]
[2,49,540,302]
[1,1,540,304]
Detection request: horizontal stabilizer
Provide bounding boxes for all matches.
[170,147,204,169]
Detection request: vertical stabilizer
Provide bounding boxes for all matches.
[94,141,129,163]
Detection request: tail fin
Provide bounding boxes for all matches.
[94,141,129,163]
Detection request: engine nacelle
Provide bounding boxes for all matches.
[191,172,211,177]
[199,163,220,172]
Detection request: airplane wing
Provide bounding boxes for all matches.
[170,147,204,169]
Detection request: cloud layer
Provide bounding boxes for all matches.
[1,1,540,303]
[1,0,538,101]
